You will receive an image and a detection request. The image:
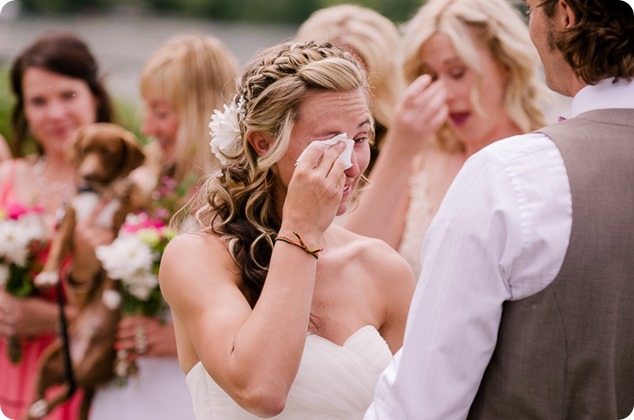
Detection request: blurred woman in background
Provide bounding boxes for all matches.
[87,33,239,420]
[344,0,551,277]
[0,31,115,420]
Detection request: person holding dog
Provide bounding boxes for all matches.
[0,31,115,420]
[365,0,634,418]
[87,34,239,420]
[159,40,415,419]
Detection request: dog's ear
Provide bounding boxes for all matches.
[65,126,89,168]
[119,131,146,176]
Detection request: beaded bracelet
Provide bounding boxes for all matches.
[274,231,322,259]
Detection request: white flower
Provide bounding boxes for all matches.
[18,213,46,244]
[96,234,154,282]
[126,271,159,301]
[0,221,32,266]
[0,213,46,267]
[96,232,161,302]
[209,102,242,165]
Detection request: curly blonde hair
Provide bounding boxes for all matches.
[194,41,369,306]
[401,0,550,152]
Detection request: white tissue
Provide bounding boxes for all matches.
[295,133,354,169]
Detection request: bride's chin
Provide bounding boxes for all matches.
[336,201,350,217]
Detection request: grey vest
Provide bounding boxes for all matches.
[468,109,634,419]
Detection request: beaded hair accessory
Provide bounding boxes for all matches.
[208,95,246,165]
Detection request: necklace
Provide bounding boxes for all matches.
[33,157,75,201]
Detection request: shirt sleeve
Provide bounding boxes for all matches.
[365,134,571,419]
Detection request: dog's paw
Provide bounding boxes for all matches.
[29,399,49,419]
[34,272,60,287]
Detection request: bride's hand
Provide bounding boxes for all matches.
[282,142,346,240]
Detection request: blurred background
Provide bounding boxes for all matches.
[0,0,533,143]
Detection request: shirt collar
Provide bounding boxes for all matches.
[570,77,634,118]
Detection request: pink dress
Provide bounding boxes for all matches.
[0,161,83,420]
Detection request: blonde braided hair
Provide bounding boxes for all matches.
[194,41,369,307]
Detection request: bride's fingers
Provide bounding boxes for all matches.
[325,157,346,183]
[315,142,346,174]
[295,143,324,170]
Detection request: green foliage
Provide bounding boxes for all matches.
[114,98,144,142]
[20,0,111,14]
[0,68,14,154]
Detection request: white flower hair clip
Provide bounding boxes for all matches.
[209,97,245,165]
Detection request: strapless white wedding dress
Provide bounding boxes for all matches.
[185,325,392,419]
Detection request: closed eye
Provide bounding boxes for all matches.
[62,90,78,101]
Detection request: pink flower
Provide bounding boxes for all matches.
[5,202,30,220]
[121,212,166,233]
[2,202,44,220]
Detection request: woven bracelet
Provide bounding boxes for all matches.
[274,231,322,259]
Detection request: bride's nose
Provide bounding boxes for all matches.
[344,151,360,178]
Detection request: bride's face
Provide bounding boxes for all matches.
[276,88,372,215]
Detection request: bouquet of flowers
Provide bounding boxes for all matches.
[96,211,176,384]
[96,174,192,385]
[0,202,48,363]
[149,174,197,220]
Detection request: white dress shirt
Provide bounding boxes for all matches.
[365,78,634,420]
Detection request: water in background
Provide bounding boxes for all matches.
[0,11,298,106]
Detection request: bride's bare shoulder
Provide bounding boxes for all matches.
[164,231,229,260]
[332,225,412,273]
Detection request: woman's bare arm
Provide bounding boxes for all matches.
[160,144,347,418]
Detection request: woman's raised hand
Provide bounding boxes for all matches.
[389,74,449,156]
[282,142,346,239]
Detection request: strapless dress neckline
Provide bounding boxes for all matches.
[186,325,392,419]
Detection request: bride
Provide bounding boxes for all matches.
[159,40,415,419]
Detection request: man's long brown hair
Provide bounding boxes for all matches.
[539,0,634,84]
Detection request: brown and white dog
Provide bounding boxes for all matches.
[29,123,146,419]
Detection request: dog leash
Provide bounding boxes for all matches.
[56,279,78,398]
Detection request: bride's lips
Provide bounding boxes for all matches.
[342,182,352,197]
[449,112,470,126]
